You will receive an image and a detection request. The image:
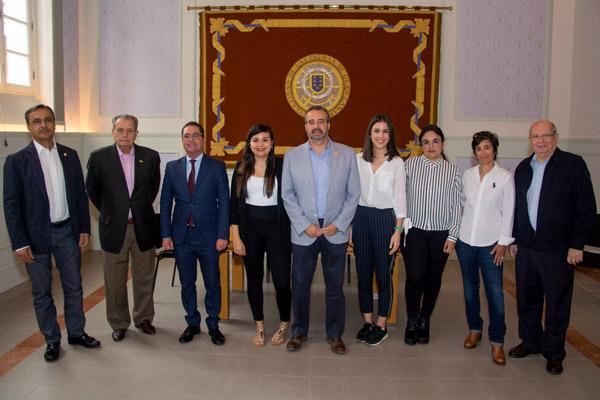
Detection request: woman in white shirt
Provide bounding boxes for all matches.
[353,114,406,346]
[230,124,291,347]
[456,131,514,365]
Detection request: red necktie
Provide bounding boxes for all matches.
[187,159,196,226]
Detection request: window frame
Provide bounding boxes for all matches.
[0,0,38,96]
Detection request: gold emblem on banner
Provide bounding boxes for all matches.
[285,54,351,117]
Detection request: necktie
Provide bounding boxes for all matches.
[187,159,196,226]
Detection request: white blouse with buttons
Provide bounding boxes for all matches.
[356,153,407,219]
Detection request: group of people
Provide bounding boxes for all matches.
[3,104,596,376]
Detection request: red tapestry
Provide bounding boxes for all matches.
[199,8,441,163]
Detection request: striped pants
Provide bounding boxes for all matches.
[352,206,396,317]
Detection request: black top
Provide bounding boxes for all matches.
[230,156,291,245]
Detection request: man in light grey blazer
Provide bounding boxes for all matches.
[282,105,360,354]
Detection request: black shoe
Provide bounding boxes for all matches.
[179,325,201,343]
[417,315,430,344]
[356,323,374,343]
[44,342,60,362]
[404,317,418,345]
[112,329,126,342]
[209,328,225,345]
[67,333,101,348]
[135,319,156,335]
[366,325,389,347]
[508,342,535,358]
[546,359,563,375]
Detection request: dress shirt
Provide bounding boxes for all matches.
[309,141,332,219]
[246,176,278,206]
[405,155,462,241]
[33,140,69,223]
[459,163,515,247]
[186,154,203,183]
[356,154,407,219]
[117,146,135,218]
[526,154,549,231]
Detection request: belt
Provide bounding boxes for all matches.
[51,218,70,228]
[128,218,134,224]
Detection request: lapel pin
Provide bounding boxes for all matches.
[139,160,144,163]
[63,153,67,157]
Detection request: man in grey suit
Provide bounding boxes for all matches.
[282,105,360,354]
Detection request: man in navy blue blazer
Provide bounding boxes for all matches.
[3,104,100,362]
[160,122,229,345]
[508,120,596,375]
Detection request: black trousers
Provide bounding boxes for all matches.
[243,205,291,322]
[515,247,574,361]
[352,206,396,318]
[401,227,449,319]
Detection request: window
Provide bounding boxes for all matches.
[1,0,36,94]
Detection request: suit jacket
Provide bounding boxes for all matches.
[513,147,596,251]
[282,139,360,245]
[160,154,229,246]
[3,141,90,254]
[86,144,160,253]
[230,156,291,246]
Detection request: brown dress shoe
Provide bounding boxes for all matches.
[286,335,307,352]
[328,338,346,355]
[492,345,506,365]
[135,319,156,335]
[463,332,482,349]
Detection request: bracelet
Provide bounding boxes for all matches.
[394,226,403,233]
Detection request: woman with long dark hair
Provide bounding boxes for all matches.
[401,124,461,345]
[230,124,292,346]
[353,114,406,346]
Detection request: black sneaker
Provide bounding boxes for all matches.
[356,323,374,343]
[416,316,430,344]
[366,325,389,346]
[404,316,418,345]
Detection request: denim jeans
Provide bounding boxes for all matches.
[27,223,85,344]
[291,236,347,339]
[456,240,506,345]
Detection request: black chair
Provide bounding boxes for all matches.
[152,214,178,291]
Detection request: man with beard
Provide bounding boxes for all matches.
[282,105,360,354]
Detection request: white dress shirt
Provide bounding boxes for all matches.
[459,163,515,247]
[34,140,69,223]
[356,154,407,219]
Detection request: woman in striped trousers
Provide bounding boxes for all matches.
[401,125,462,345]
[352,114,406,346]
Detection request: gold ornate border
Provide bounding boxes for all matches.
[202,13,438,157]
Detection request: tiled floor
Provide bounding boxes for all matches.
[0,250,599,399]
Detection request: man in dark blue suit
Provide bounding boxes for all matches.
[160,122,229,345]
[508,120,596,374]
[3,104,100,362]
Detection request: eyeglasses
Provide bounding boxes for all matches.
[422,138,442,146]
[183,133,203,140]
[530,133,555,141]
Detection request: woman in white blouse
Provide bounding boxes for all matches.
[456,131,514,365]
[353,114,406,346]
[230,124,291,347]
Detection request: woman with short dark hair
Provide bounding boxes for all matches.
[456,131,514,365]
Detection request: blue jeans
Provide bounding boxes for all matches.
[291,236,347,339]
[456,240,506,345]
[27,223,85,344]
